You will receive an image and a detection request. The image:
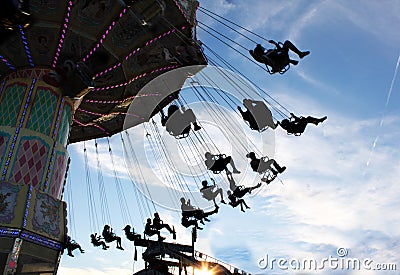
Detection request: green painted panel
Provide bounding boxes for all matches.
[26,88,58,136]
[0,83,27,127]
[57,103,72,147]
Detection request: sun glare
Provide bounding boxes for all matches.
[194,267,213,275]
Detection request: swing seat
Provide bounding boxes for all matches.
[91,241,102,247]
[265,63,290,75]
[103,234,116,243]
[174,132,190,139]
[207,167,226,174]
[287,132,302,136]
[211,170,223,174]
[245,120,270,132]
[169,125,191,139]
[259,126,270,132]
[250,43,291,75]
[261,173,277,184]
[201,193,214,201]
[265,43,291,75]
[232,186,247,197]
[257,162,274,175]
[208,156,231,174]
[103,237,113,243]
[286,116,302,136]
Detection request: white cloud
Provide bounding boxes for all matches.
[145,82,399,272]
[334,0,400,47]
[285,0,400,46]
[66,84,400,275]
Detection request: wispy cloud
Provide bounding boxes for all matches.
[198,111,400,273]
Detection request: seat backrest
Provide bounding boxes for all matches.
[201,188,214,200]
[175,132,190,139]
[250,50,265,63]
[103,234,114,243]
[91,239,101,246]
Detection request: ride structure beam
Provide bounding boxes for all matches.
[134,238,241,275]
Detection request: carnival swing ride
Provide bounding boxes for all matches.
[0,0,324,274]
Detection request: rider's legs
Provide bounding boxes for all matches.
[283,40,309,59]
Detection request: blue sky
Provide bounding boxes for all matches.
[59,0,399,274]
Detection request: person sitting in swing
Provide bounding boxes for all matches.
[90,233,109,250]
[64,236,85,257]
[200,179,226,206]
[102,225,124,250]
[180,199,211,230]
[278,113,327,135]
[152,212,176,239]
[144,218,165,241]
[238,99,278,131]
[226,171,262,198]
[204,152,241,174]
[249,40,310,73]
[180,197,219,224]
[160,104,201,137]
[123,225,141,241]
[227,190,250,212]
[246,152,286,183]
[181,215,203,230]
[181,197,208,221]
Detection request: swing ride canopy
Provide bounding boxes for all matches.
[0,0,207,144]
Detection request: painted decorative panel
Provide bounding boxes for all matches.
[0,83,27,127]
[26,87,58,136]
[0,182,22,225]
[0,181,66,242]
[0,132,10,165]
[49,151,68,199]
[9,138,50,187]
[0,182,28,228]
[28,190,65,241]
[57,103,72,147]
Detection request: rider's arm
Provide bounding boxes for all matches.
[208,178,215,188]
[160,110,168,126]
[290,113,300,121]
[268,40,278,46]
